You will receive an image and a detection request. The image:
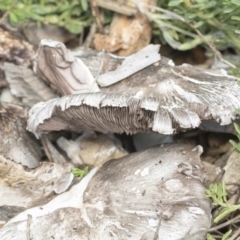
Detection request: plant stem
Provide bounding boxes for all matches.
[209,214,240,232]
[0,0,19,25]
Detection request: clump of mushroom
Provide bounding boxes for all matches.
[2,38,240,240]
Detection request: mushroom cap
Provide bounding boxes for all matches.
[0,143,211,240]
[35,39,100,95]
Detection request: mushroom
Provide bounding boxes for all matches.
[0,155,73,208]
[27,40,240,137]
[0,143,211,240]
[4,62,56,107]
[0,28,34,67]
[0,102,41,168]
[35,40,160,95]
[35,39,100,95]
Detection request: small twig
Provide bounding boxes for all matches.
[83,22,96,48]
[88,0,104,33]
[190,26,236,69]
[232,223,238,229]
[209,214,240,232]
[26,214,32,240]
[89,49,105,92]
[95,49,105,80]
[41,135,54,162]
[228,228,240,240]
[225,182,240,187]
[0,0,19,25]
[79,29,85,46]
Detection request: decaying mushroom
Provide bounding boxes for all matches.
[4,62,56,107]
[35,39,100,95]
[0,143,211,240]
[0,155,73,208]
[35,40,160,95]
[0,102,41,168]
[28,40,240,138]
[0,28,34,67]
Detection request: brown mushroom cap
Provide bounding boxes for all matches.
[28,61,240,137]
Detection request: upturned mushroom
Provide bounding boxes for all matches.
[27,40,240,137]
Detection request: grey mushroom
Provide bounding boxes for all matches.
[0,40,215,240]
[0,155,74,208]
[0,102,41,168]
[0,28,35,67]
[27,41,240,137]
[35,40,160,95]
[0,143,211,240]
[4,62,56,107]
